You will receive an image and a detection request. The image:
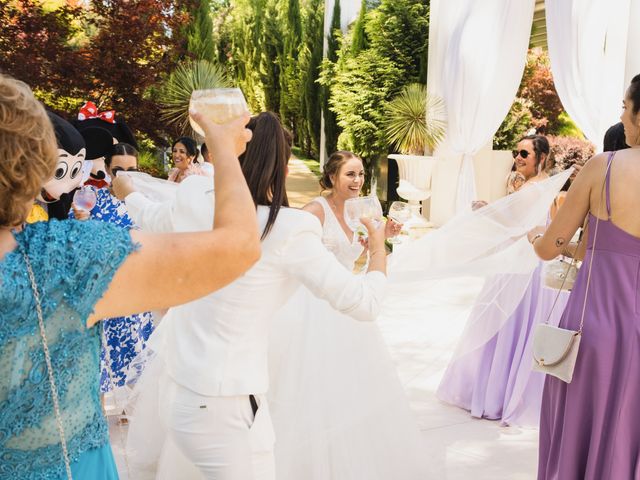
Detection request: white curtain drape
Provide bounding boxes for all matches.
[428,0,535,213]
[546,0,632,151]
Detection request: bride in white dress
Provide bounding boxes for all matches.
[123,116,390,480]
[268,151,430,480]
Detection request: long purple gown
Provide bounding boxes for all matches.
[538,154,640,479]
[437,265,570,426]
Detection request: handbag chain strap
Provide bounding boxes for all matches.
[22,250,73,480]
[543,154,614,334]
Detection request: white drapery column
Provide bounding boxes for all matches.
[546,0,632,152]
[428,0,535,213]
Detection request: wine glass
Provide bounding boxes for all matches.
[387,201,411,244]
[189,88,249,136]
[73,186,97,212]
[344,195,383,239]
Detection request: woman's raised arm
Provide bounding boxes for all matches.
[88,112,260,325]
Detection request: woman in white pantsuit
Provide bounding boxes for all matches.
[122,112,388,480]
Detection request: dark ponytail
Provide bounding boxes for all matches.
[238,112,290,240]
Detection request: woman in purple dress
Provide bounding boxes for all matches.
[438,135,572,427]
[529,74,640,479]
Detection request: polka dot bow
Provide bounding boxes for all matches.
[77,101,116,124]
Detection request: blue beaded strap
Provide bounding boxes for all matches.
[21,248,73,480]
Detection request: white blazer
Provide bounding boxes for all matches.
[125,177,387,396]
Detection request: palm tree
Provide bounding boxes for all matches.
[157,60,230,136]
[384,83,446,155]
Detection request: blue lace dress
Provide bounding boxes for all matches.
[0,219,135,479]
[70,189,154,393]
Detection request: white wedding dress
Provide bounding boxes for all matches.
[268,196,430,479]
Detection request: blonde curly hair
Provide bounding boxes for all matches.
[0,74,57,227]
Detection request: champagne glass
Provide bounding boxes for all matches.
[189,88,249,136]
[387,201,411,244]
[344,195,383,239]
[73,186,97,212]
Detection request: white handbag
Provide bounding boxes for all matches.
[532,323,582,383]
[532,154,612,383]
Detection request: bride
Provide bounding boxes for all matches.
[268,151,430,479]
[123,113,390,480]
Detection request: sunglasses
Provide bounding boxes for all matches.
[111,167,139,174]
[512,149,531,159]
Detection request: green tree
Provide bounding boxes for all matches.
[322,0,342,157]
[300,0,324,156]
[279,0,303,137]
[186,0,216,61]
[258,0,283,113]
[326,45,403,174]
[366,0,429,82]
[350,0,368,54]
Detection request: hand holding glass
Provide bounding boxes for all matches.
[387,201,411,244]
[189,88,248,136]
[73,186,97,212]
[344,195,383,239]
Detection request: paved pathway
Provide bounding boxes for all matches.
[285,157,320,208]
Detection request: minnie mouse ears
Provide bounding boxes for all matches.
[74,101,139,149]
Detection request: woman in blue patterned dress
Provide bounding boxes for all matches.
[70,143,154,397]
[0,74,260,479]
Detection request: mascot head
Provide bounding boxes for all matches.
[38,112,86,203]
[80,127,114,189]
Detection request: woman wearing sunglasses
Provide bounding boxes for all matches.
[507,134,551,193]
[438,132,573,427]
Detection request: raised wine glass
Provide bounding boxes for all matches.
[73,186,97,212]
[387,201,411,244]
[344,195,383,240]
[189,88,249,136]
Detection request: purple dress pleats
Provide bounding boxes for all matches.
[437,266,569,427]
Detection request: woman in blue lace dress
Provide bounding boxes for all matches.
[69,144,154,396]
[0,74,260,479]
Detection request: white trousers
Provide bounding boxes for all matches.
[162,381,276,480]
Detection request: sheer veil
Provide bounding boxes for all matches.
[124,168,571,476]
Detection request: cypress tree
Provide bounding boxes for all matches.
[351,0,368,55]
[301,0,324,155]
[323,0,342,156]
[186,0,216,61]
[279,0,303,136]
[259,0,283,113]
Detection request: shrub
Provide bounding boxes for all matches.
[548,135,595,172]
[138,149,167,178]
[518,49,564,134]
[326,47,404,171]
[384,83,446,155]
